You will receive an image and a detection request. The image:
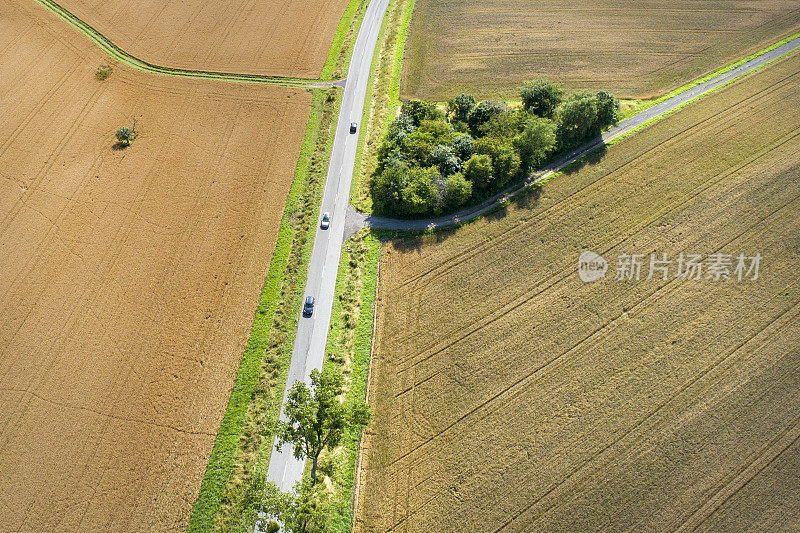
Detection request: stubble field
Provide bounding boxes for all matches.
[58,0,352,78]
[402,0,800,100]
[357,52,800,531]
[0,1,310,530]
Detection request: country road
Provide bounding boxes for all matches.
[264,0,391,493]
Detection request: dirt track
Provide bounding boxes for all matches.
[357,52,800,531]
[58,0,352,78]
[0,1,310,530]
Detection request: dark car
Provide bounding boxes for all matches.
[320,212,330,230]
[350,122,358,134]
[302,296,315,317]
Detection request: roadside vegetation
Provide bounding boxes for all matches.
[254,230,381,533]
[186,87,339,533]
[370,80,619,217]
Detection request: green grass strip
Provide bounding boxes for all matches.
[35,0,322,87]
[320,0,369,80]
[314,230,381,532]
[185,90,327,532]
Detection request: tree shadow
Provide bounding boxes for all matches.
[111,142,130,151]
[561,137,608,176]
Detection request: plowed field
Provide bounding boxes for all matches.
[58,0,352,78]
[358,52,800,531]
[0,1,310,530]
[403,0,800,100]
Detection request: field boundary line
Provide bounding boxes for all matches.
[34,0,339,87]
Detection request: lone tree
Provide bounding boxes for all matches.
[115,117,137,146]
[276,367,371,485]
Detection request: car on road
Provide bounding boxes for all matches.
[302,296,315,317]
[320,212,330,230]
[350,122,358,134]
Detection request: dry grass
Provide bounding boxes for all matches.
[0,1,310,530]
[402,0,800,100]
[58,0,352,78]
[357,52,800,531]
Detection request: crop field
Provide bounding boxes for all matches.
[402,0,800,101]
[0,1,310,530]
[57,0,352,78]
[357,52,800,531]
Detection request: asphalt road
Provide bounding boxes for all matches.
[265,0,391,493]
[350,34,800,232]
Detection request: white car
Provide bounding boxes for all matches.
[320,212,331,230]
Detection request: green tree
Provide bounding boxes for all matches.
[451,133,475,161]
[514,116,557,171]
[260,478,331,533]
[555,92,600,150]
[475,137,520,188]
[595,90,620,128]
[401,99,438,127]
[478,108,526,139]
[429,144,461,177]
[442,172,472,209]
[371,164,408,214]
[276,367,371,485]
[520,79,564,119]
[467,100,506,136]
[400,166,441,215]
[447,93,476,123]
[463,153,493,192]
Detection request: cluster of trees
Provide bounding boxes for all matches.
[370,79,619,217]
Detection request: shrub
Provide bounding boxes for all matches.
[95,65,113,81]
[115,127,136,146]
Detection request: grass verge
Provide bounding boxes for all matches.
[186,87,341,533]
[310,229,381,531]
[320,0,371,80]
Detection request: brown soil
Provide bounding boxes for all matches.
[58,0,352,78]
[402,0,800,100]
[0,1,310,530]
[357,52,800,531]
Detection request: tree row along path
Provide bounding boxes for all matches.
[349,34,800,232]
[35,0,344,87]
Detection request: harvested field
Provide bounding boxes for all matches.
[357,52,800,531]
[57,0,352,78]
[0,1,310,530]
[402,0,800,100]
